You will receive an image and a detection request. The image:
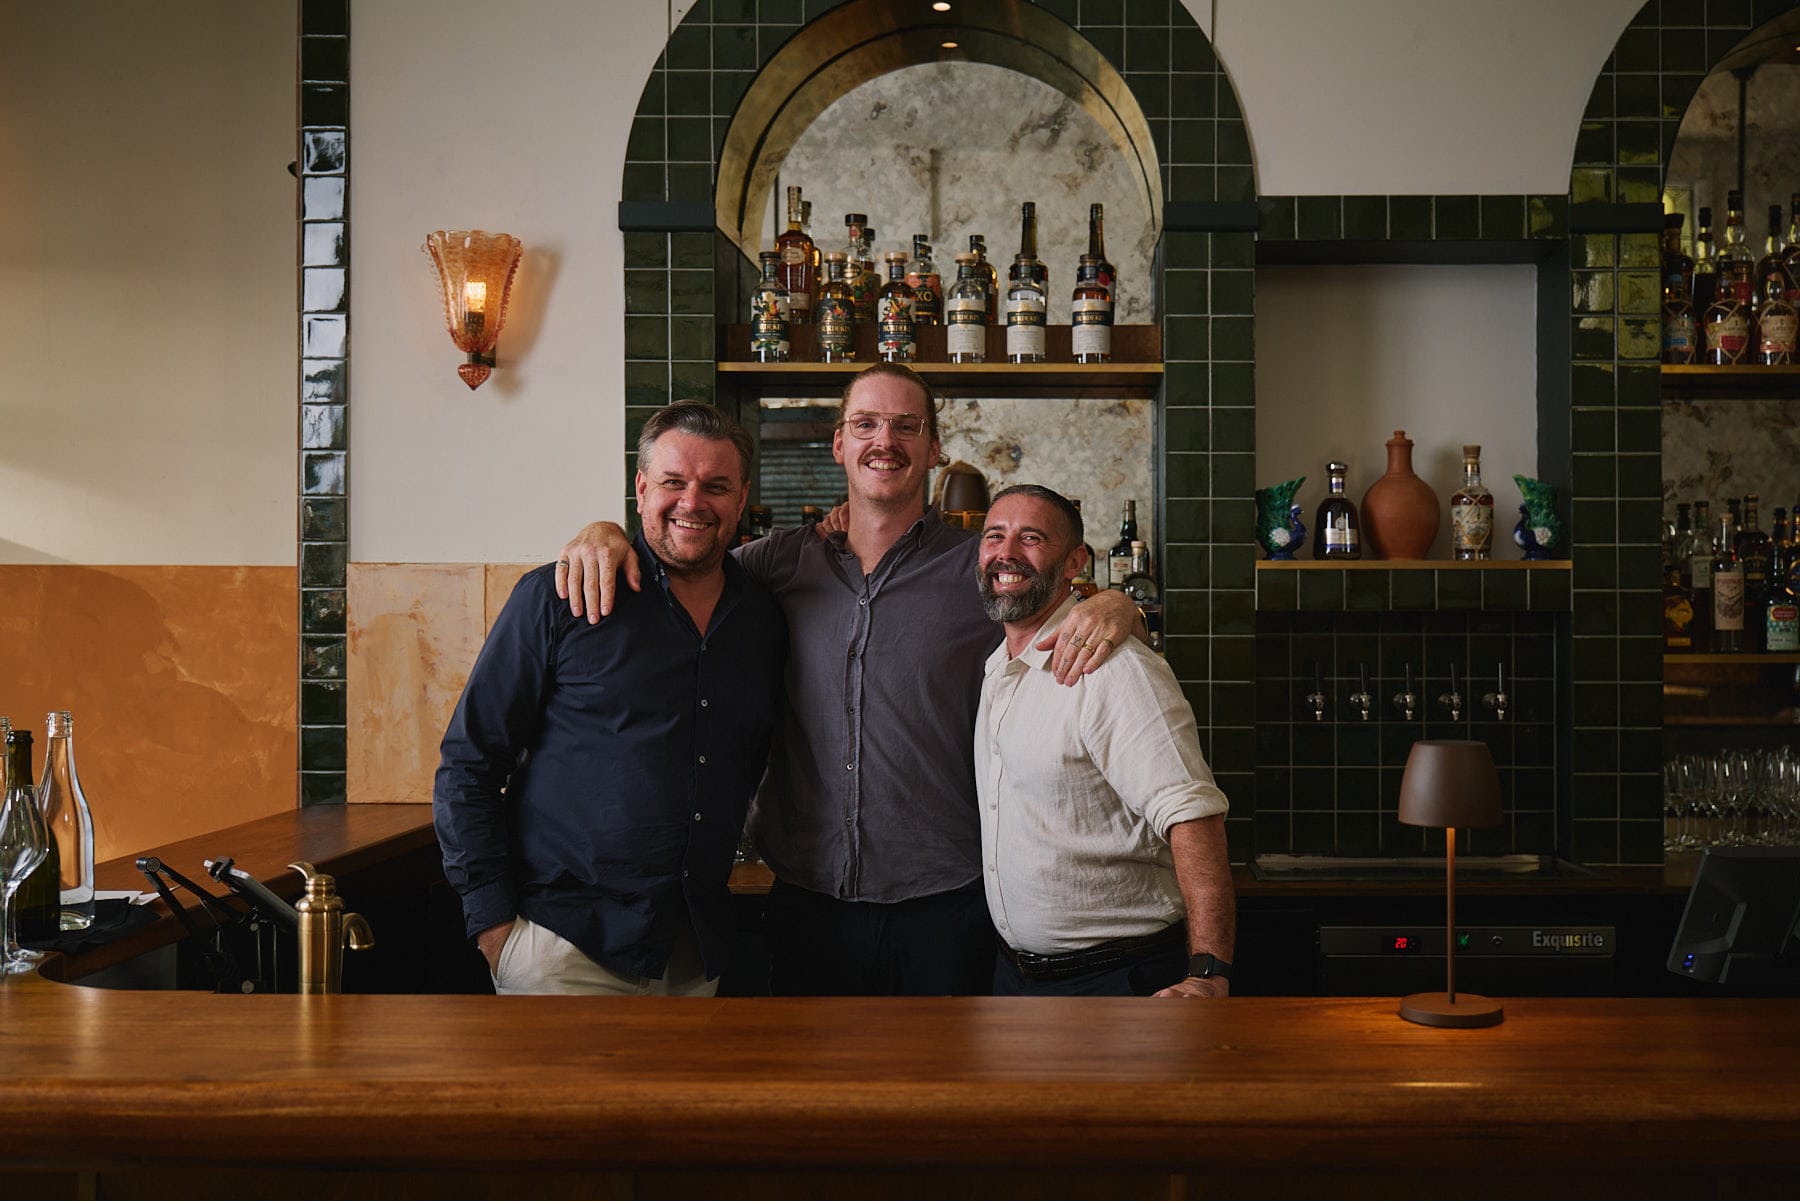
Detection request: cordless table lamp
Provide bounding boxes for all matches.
[1397,739,1505,1028]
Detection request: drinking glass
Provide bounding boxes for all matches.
[0,782,50,974]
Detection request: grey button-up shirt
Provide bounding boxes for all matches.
[738,508,1001,902]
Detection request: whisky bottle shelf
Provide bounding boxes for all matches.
[1663,653,1800,666]
[1659,364,1800,397]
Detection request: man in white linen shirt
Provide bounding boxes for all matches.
[974,484,1236,998]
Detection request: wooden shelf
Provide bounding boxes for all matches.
[1663,716,1799,727]
[1660,364,1800,397]
[1664,653,1800,665]
[1255,559,1568,570]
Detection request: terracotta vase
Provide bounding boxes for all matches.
[1360,430,1439,560]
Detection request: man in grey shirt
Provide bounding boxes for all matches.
[558,363,1142,995]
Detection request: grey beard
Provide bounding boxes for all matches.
[979,560,1058,623]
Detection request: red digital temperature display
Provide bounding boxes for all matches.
[1389,935,1419,953]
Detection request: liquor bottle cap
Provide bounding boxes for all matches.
[886,250,908,263]
[845,213,867,225]
[1327,461,1348,474]
[759,249,779,262]
[1462,444,1481,459]
[953,252,976,264]
[1664,212,1685,230]
[1727,189,1743,209]
[1698,206,1712,224]
[825,250,847,261]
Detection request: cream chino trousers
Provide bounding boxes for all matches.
[490,916,717,997]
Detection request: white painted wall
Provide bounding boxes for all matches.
[1,1,294,565]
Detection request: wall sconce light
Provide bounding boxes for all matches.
[423,229,522,389]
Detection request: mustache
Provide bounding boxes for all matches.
[982,557,1038,582]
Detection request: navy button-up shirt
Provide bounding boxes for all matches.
[434,535,786,980]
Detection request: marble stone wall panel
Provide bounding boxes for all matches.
[777,62,1157,325]
[1666,63,1800,229]
[1663,399,1800,515]
[0,565,297,861]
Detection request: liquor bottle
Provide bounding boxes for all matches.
[877,250,917,362]
[1712,513,1746,654]
[1784,193,1800,300]
[844,214,877,324]
[906,236,941,326]
[1703,191,1755,365]
[1767,571,1800,653]
[1661,212,1697,364]
[1693,205,1717,315]
[1313,461,1361,560]
[1772,506,1791,612]
[1005,251,1047,364]
[815,251,855,363]
[743,504,773,543]
[801,200,821,290]
[945,252,988,363]
[1071,254,1113,363]
[969,235,999,324]
[1086,203,1116,293]
[1737,493,1774,646]
[1068,499,1100,598]
[1689,499,1714,652]
[1119,541,1162,653]
[1449,445,1494,561]
[776,186,816,323]
[858,226,880,309]
[750,251,791,363]
[1752,208,1798,364]
[1108,500,1139,588]
[9,729,60,945]
[37,711,95,931]
[1663,557,1697,650]
[1670,502,1695,584]
[1009,202,1048,296]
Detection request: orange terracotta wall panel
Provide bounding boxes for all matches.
[0,566,297,862]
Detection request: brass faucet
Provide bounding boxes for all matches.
[288,861,375,994]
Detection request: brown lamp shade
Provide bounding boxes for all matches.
[423,229,523,389]
[1397,740,1502,829]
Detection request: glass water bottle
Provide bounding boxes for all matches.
[37,711,95,930]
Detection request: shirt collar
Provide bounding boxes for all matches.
[984,593,1081,675]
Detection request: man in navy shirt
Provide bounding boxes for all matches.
[434,401,786,995]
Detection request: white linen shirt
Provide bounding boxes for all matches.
[975,594,1229,955]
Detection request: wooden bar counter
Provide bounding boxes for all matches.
[3,978,1798,1198]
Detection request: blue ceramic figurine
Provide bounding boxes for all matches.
[1511,475,1562,560]
[1255,477,1307,560]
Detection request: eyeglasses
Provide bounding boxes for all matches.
[841,412,930,440]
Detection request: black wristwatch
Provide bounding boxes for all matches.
[1188,953,1233,981]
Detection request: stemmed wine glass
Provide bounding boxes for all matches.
[0,778,50,974]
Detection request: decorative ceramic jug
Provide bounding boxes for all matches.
[1360,430,1438,559]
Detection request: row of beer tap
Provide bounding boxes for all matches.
[1301,663,1511,723]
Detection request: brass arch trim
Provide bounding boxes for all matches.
[715,0,1164,258]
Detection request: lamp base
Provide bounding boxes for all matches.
[1399,991,1504,1028]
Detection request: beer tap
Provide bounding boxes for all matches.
[1438,663,1463,721]
[1304,663,1327,722]
[1349,663,1373,722]
[1482,662,1509,721]
[1393,663,1418,721]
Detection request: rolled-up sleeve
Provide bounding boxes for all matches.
[1079,646,1229,839]
[433,571,556,939]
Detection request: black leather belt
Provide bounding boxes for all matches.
[1002,923,1187,983]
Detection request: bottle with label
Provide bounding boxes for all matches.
[858,226,880,309]
[1772,506,1791,598]
[1313,462,1361,560]
[1005,252,1047,363]
[1737,493,1773,646]
[750,250,791,363]
[1688,498,1714,652]
[1783,193,1800,298]
[37,711,94,931]
[1067,499,1100,598]
[1692,206,1716,315]
[945,252,988,363]
[1661,212,1697,364]
[1712,512,1746,653]
[906,236,941,326]
[1768,507,1798,652]
[1663,558,1697,650]
[844,214,877,324]
[1703,191,1755,365]
[1108,500,1139,588]
[801,200,821,292]
[9,729,60,947]
[1086,202,1116,294]
[1449,445,1494,560]
[1119,541,1162,653]
[776,186,816,323]
[877,250,917,362]
[969,234,999,324]
[1752,206,1798,364]
[1071,254,1113,364]
[814,251,855,363]
[1009,202,1048,298]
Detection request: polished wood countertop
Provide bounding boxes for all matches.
[2,983,1797,1174]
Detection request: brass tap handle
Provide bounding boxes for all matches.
[345,912,376,951]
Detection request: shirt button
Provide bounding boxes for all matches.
[682,869,690,879]
[845,762,855,771]
[988,864,997,873]
[700,698,708,708]
[859,598,868,606]
[698,754,707,764]
[693,812,703,822]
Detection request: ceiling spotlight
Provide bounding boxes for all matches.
[932,2,952,10]
[941,40,958,48]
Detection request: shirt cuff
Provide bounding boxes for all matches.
[459,878,518,941]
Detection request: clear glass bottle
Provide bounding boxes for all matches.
[906,235,941,326]
[1752,208,1798,364]
[37,711,94,931]
[776,185,816,323]
[1737,493,1774,646]
[9,729,59,946]
[969,234,999,324]
[1009,202,1048,299]
[877,250,917,362]
[1071,253,1113,364]
[1449,445,1494,561]
[844,214,877,324]
[1086,202,1116,293]
[945,252,988,363]
[801,199,820,291]
[1313,462,1361,560]
[1661,212,1696,364]
[1005,253,1046,364]
[750,250,791,363]
[815,251,855,363]
[1692,205,1716,314]
[1704,191,1755,365]
[1712,512,1746,653]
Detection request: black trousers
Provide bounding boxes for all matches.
[991,941,1189,997]
[764,878,997,996]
